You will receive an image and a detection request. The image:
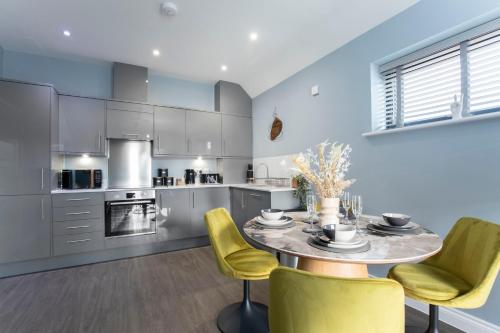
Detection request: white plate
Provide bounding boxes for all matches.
[314,236,367,249]
[318,234,364,246]
[255,215,292,226]
[377,220,418,229]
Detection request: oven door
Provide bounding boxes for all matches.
[105,199,156,238]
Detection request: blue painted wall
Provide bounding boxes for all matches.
[1,50,214,110]
[253,0,500,325]
[0,46,3,76]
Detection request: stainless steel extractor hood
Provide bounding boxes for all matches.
[113,62,148,102]
[108,140,151,189]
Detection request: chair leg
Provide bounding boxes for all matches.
[216,280,269,333]
[426,304,439,333]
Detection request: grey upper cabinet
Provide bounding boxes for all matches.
[154,106,187,156]
[222,114,252,157]
[215,81,252,116]
[106,108,153,141]
[0,80,51,195]
[190,188,230,237]
[186,111,221,156]
[59,95,106,155]
[0,195,51,264]
[156,189,191,241]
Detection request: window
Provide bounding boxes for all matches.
[376,18,500,131]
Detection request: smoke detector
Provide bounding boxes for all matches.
[160,2,178,17]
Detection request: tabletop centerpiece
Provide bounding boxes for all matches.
[292,140,355,226]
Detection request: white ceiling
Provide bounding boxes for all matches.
[0,0,419,97]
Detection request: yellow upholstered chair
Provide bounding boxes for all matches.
[388,217,500,333]
[269,266,405,333]
[204,208,279,333]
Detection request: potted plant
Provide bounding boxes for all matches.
[292,174,309,210]
[292,140,355,226]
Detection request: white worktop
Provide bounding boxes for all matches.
[51,183,295,194]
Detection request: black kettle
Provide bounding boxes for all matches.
[184,169,196,184]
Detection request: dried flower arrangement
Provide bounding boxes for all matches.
[292,140,355,198]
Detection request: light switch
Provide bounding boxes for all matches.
[311,85,319,96]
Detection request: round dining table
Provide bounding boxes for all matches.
[243,211,443,278]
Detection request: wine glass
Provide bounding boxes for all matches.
[302,193,318,233]
[351,195,363,229]
[341,192,351,223]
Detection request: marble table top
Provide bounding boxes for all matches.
[243,212,443,265]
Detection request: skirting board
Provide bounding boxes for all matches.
[368,275,499,333]
[405,298,500,333]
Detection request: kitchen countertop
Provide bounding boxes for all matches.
[51,183,296,194]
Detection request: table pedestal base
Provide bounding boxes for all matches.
[297,257,368,278]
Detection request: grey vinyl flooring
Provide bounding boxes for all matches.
[0,246,463,333]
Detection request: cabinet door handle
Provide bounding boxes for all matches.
[123,133,140,137]
[67,239,91,244]
[241,192,245,209]
[192,192,195,208]
[66,225,90,230]
[157,134,161,152]
[98,131,102,152]
[66,211,91,215]
[67,198,90,202]
[248,193,262,198]
[41,198,45,220]
[41,168,44,190]
[159,193,163,210]
[223,140,226,155]
[187,139,191,153]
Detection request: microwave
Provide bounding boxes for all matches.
[58,169,103,189]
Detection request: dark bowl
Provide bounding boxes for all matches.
[382,213,412,226]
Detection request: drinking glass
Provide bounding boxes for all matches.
[302,193,318,233]
[341,192,351,223]
[351,195,363,229]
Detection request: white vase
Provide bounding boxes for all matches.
[319,197,340,226]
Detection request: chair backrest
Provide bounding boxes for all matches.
[424,217,500,306]
[204,208,251,277]
[269,267,405,333]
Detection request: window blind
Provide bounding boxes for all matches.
[376,18,500,131]
[468,29,500,114]
[401,46,461,125]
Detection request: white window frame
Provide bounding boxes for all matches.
[369,17,500,135]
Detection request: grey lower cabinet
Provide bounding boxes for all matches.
[0,195,51,264]
[107,109,154,141]
[186,110,221,156]
[222,114,252,157]
[154,106,187,156]
[156,187,230,241]
[156,189,191,241]
[230,188,298,230]
[0,80,51,195]
[51,192,105,256]
[190,187,230,237]
[58,95,106,155]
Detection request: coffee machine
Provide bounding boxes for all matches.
[184,169,196,184]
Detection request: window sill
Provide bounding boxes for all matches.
[362,112,500,137]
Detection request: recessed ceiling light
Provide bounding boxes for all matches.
[152,49,160,57]
[249,32,259,41]
[145,80,149,83]
[63,30,71,37]
[221,65,228,72]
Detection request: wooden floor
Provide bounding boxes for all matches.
[0,246,463,333]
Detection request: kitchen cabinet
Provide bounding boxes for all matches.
[154,106,187,156]
[230,188,298,231]
[106,109,153,141]
[0,80,51,195]
[156,189,191,241]
[186,111,221,156]
[59,95,106,155]
[222,114,252,157]
[215,81,252,116]
[190,187,230,237]
[156,187,230,241]
[0,195,51,264]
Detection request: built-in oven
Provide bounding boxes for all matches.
[105,190,156,238]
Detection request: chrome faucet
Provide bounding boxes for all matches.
[256,163,270,179]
